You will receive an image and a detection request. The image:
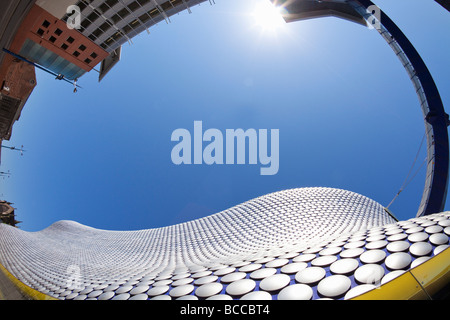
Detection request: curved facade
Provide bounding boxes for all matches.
[0,187,449,300]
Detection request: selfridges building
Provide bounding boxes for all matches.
[0,187,449,300]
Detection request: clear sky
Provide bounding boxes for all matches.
[1,0,449,232]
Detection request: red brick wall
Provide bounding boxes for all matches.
[11,4,109,72]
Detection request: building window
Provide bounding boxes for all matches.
[90,52,98,59]
[99,3,110,13]
[84,58,92,64]
[137,0,151,6]
[81,19,92,29]
[111,8,130,23]
[138,13,150,24]
[100,0,119,13]
[122,25,132,35]
[67,36,75,44]
[37,28,45,36]
[149,8,159,18]
[106,0,119,6]
[111,31,123,42]
[111,14,121,24]
[77,1,87,11]
[171,0,183,6]
[127,1,140,11]
[49,36,57,43]
[61,43,69,50]
[100,22,111,33]
[161,1,173,11]
[93,28,103,38]
[87,11,100,24]
[42,20,50,28]
[73,51,80,57]
[79,44,87,51]
[54,28,63,36]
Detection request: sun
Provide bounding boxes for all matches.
[251,1,286,33]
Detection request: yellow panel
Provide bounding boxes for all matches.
[351,271,429,300]
[353,247,450,300]
[410,247,450,298]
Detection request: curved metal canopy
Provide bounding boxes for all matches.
[272,0,449,217]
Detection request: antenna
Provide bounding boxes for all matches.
[0,170,11,179]
[1,144,25,156]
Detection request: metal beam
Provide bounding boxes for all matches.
[353,0,449,217]
[273,0,449,217]
[435,0,450,11]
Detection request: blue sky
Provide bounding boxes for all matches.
[1,0,449,232]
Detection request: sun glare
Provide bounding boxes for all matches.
[251,1,286,33]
